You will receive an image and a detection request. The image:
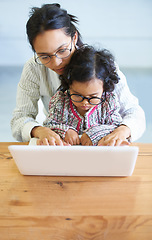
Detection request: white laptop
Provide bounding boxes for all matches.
[8,145,138,176]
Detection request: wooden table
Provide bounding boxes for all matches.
[0,142,152,240]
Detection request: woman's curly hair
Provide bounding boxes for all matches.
[59,45,120,93]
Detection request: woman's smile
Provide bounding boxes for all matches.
[54,67,65,74]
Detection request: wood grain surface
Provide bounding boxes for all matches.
[0,142,152,240]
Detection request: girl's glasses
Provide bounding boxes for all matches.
[35,40,73,65]
[68,91,106,105]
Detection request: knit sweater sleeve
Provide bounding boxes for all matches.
[43,91,70,139]
[10,58,58,142]
[85,93,122,145]
[114,68,146,141]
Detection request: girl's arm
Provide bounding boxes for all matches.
[43,91,78,142]
[84,93,125,146]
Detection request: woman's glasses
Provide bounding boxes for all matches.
[35,40,73,65]
[68,91,106,105]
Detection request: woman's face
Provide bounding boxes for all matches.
[33,29,77,75]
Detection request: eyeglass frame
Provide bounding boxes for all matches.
[34,39,73,65]
[67,90,106,106]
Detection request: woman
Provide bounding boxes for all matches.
[11,3,146,146]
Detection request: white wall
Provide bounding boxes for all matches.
[0,0,152,67]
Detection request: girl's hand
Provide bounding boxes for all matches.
[97,125,131,146]
[64,129,80,145]
[31,126,64,146]
[80,133,93,146]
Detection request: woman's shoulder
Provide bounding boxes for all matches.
[23,57,47,74]
[114,66,128,91]
[24,57,57,76]
[20,57,58,85]
[23,57,38,68]
[18,57,43,87]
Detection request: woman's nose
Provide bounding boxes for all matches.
[49,56,62,68]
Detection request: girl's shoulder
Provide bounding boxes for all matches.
[103,92,120,110]
[105,92,118,101]
[49,90,69,108]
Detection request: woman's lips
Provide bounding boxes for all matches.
[54,67,65,74]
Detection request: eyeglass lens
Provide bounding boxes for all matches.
[70,94,103,105]
[35,48,71,65]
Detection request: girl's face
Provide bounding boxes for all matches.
[33,29,77,75]
[69,78,104,116]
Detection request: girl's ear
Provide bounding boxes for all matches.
[73,31,78,47]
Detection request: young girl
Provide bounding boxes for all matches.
[38,46,127,146]
[11,3,145,145]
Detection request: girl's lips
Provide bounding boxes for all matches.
[81,105,90,110]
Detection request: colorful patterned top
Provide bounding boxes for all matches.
[43,90,122,146]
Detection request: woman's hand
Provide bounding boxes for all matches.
[31,126,65,146]
[80,133,93,146]
[64,129,80,145]
[97,125,131,146]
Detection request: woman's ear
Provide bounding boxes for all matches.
[73,31,78,47]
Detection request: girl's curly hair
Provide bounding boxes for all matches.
[59,45,120,92]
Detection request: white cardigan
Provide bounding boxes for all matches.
[11,57,146,142]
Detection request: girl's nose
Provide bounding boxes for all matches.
[82,98,89,105]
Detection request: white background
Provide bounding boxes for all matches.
[0,0,152,142]
[0,0,152,67]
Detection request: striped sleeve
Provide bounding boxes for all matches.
[85,93,122,145]
[43,91,70,139]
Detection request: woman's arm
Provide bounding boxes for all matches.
[114,68,146,142]
[97,68,146,146]
[11,58,41,142]
[11,58,61,143]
